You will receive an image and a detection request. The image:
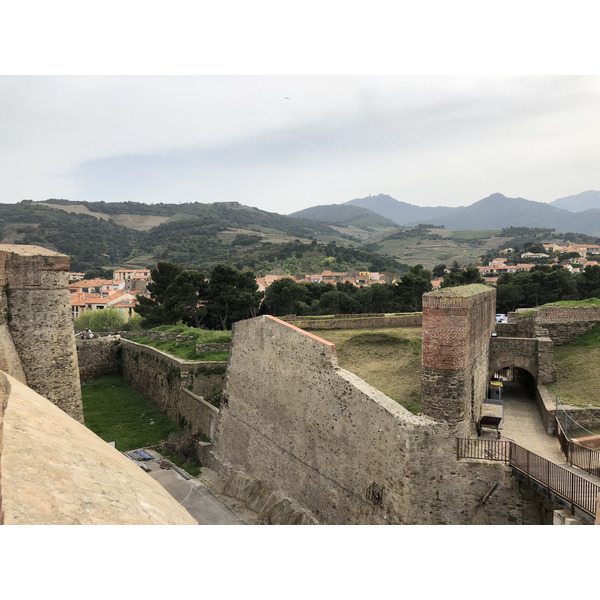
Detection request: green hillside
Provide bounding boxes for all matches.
[0,200,406,274]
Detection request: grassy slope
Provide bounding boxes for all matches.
[546,323,600,408]
[376,229,512,269]
[130,325,231,361]
[313,327,423,414]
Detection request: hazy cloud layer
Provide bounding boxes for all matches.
[1,75,599,213]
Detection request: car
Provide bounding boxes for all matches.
[495,314,507,323]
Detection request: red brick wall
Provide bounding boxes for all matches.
[421,286,496,436]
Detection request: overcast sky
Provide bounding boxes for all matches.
[2,5,600,216]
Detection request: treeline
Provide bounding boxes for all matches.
[2,200,399,274]
[1,203,142,271]
[496,264,600,313]
[135,262,434,329]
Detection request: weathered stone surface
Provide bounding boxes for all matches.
[1,372,197,525]
[120,339,225,440]
[0,375,6,525]
[282,313,422,330]
[211,314,549,524]
[77,336,122,381]
[0,245,82,422]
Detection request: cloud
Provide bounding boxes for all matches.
[1,75,599,211]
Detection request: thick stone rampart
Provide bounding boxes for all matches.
[120,339,224,440]
[0,371,196,525]
[280,312,422,330]
[210,315,551,524]
[0,374,6,524]
[0,245,82,422]
[489,336,556,385]
[421,285,496,436]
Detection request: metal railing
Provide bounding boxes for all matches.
[457,437,600,519]
[555,417,600,477]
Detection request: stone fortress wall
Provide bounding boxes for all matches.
[1,371,196,525]
[0,377,6,524]
[4,243,597,525]
[500,305,600,346]
[0,244,83,422]
[280,312,422,330]
[206,313,555,525]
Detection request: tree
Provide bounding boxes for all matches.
[162,270,209,327]
[135,261,184,325]
[74,307,126,332]
[432,263,446,278]
[395,264,433,312]
[317,290,361,315]
[578,265,600,299]
[440,266,485,288]
[205,264,263,330]
[261,278,309,316]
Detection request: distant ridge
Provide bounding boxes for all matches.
[344,193,455,226]
[336,192,600,236]
[289,203,399,229]
[414,192,600,234]
[550,190,600,212]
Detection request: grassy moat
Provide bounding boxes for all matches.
[81,374,202,476]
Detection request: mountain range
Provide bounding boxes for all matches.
[290,191,600,236]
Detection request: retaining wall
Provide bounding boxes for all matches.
[501,306,600,345]
[119,339,223,440]
[76,336,122,381]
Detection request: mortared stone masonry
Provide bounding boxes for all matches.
[421,284,496,437]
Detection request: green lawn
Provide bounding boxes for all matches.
[82,374,203,475]
[546,323,600,408]
[82,374,180,450]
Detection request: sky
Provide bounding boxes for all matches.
[2,74,599,215]
[1,3,600,217]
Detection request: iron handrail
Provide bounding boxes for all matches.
[457,437,600,518]
[555,416,600,477]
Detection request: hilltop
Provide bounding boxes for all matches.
[316,192,600,234]
[0,199,407,275]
